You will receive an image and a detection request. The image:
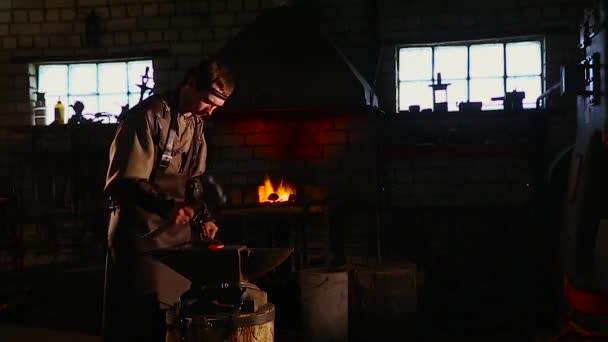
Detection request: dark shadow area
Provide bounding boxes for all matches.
[0,263,104,335]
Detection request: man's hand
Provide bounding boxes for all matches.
[172,204,195,225]
[202,221,219,240]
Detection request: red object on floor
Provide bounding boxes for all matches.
[550,278,608,341]
[550,318,608,341]
[564,278,608,316]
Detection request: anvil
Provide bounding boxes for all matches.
[145,243,294,285]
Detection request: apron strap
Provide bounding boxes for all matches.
[151,109,179,182]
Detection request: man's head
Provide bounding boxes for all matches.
[178,58,235,117]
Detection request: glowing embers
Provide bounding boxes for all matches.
[258,174,296,204]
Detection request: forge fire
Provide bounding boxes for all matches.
[258,175,297,204]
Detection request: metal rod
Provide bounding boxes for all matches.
[536,82,562,108]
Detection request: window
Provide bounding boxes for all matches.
[37,60,154,124]
[397,38,543,112]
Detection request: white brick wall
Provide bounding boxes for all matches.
[0,0,589,127]
[46,0,75,8]
[0,0,282,125]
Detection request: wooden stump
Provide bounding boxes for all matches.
[349,261,418,340]
[166,303,275,342]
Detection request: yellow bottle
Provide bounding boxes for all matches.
[54,99,65,124]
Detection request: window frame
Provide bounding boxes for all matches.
[395,36,545,113]
[36,58,154,124]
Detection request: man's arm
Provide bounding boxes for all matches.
[104,106,174,218]
[106,179,174,218]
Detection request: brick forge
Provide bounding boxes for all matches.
[205,107,383,265]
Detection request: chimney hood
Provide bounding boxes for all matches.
[219,6,380,113]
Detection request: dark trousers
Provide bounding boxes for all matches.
[102,254,166,342]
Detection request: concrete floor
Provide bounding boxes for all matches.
[0,324,563,342]
[0,265,568,342]
[0,324,100,342]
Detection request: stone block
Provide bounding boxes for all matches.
[222,147,253,159]
[142,3,158,16]
[114,32,130,45]
[227,0,242,11]
[11,23,40,34]
[138,16,170,30]
[172,42,202,55]
[315,131,347,144]
[77,0,107,7]
[244,0,259,11]
[106,18,137,31]
[158,3,175,16]
[171,15,203,28]
[60,8,76,21]
[41,22,71,34]
[13,10,27,23]
[245,133,276,146]
[7,0,36,9]
[212,134,245,146]
[46,9,60,21]
[18,36,33,48]
[3,36,16,48]
[127,4,142,17]
[210,0,226,12]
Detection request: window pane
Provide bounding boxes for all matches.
[38,65,68,95]
[470,44,504,78]
[64,96,77,121]
[444,79,468,112]
[507,76,542,109]
[99,94,128,117]
[99,62,127,94]
[128,60,155,93]
[398,48,432,81]
[506,41,542,76]
[129,93,148,107]
[69,63,97,95]
[399,81,434,111]
[470,78,504,110]
[435,46,468,79]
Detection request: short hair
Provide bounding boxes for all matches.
[192,58,235,97]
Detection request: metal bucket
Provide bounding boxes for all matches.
[299,267,348,342]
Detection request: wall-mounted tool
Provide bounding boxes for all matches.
[458,101,482,112]
[429,72,450,112]
[579,7,600,50]
[491,90,525,111]
[137,66,153,103]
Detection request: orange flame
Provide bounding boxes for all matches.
[258,174,296,203]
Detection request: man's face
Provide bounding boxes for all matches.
[180,79,227,117]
